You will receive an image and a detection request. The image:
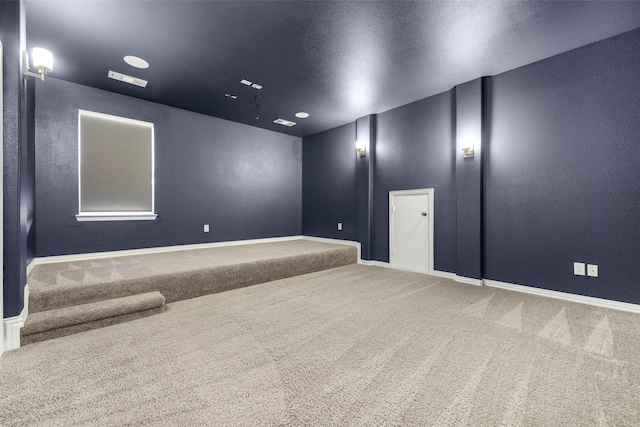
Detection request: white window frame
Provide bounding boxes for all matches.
[75,110,157,221]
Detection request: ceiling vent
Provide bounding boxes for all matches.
[108,70,148,88]
[273,118,296,127]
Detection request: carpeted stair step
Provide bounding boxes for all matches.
[28,242,357,313]
[21,291,166,345]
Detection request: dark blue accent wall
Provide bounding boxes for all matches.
[485,28,640,304]
[302,123,357,241]
[35,78,302,256]
[455,79,483,280]
[373,92,456,270]
[24,72,36,267]
[301,28,640,305]
[355,115,374,260]
[2,0,34,318]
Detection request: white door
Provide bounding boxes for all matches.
[390,189,434,274]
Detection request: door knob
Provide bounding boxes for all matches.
[421,211,427,216]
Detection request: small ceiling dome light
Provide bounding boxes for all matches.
[124,55,149,69]
[23,47,54,81]
[355,140,367,157]
[295,112,310,119]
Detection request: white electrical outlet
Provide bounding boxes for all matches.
[573,262,585,276]
[337,222,342,231]
[587,264,598,277]
[204,224,210,233]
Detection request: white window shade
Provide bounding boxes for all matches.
[77,110,156,221]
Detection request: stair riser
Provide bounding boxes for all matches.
[21,306,165,346]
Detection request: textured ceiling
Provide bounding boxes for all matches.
[25,0,640,138]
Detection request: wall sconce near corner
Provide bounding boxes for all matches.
[355,140,366,157]
[22,47,54,81]
[460,137,475,159]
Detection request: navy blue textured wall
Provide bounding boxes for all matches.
[485,29,640,304]
[2,0,34,318]
[35,78,302,256]
[372,91,456,270]
[302,123,357,241]
[24,76,35,266]
[355,115,374,260]
[455,79,483,280]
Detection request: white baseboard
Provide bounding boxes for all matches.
[30,235,363,268]
[3,284,29,353]
[432,270,483,286]
[484,279,640,315]
[455,276,484,286]
[432,270,457,280]
[362,265,478,287]
[359,260,392,268]
[30,235,332,266]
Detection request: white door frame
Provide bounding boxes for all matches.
[389,188,435,274]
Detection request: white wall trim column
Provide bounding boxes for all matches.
[3,285,28,352]
[0,40,4,355]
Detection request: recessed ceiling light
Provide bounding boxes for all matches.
[123,55,149,69]
[251,83,262,90]
[274,118,296,127]
[240,79,252,86]
[225,93,237,99]
[295,112,309,119]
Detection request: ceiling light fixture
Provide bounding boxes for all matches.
[123,55,149,69]
[108,70,148,88]
[22,47,54,81]
[295,112,309,119]
[274,118,296,127]
[225,94,237,99]
[240,79,262,90]
[355,140,367,157]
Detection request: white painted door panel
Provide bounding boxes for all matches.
[391,191,432,274]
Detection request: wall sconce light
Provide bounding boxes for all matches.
[22,47,54,81]
[355,140,366,157]
[460,137,475,159]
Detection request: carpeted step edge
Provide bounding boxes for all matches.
[29,246,358,313]
[21,291,166,344]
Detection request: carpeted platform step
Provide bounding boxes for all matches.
[28,241,358,313]
[21,291,166,345]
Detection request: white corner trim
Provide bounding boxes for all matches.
[432,270,457,280]
[484,279,640,315]
[30,236,304,266]
[27,259,36,275]
[454,276,484,286]
[433,270,483,286]
[3,284,28,353]
[360,260,392,268]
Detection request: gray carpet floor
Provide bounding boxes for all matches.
[2,264,640,426]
